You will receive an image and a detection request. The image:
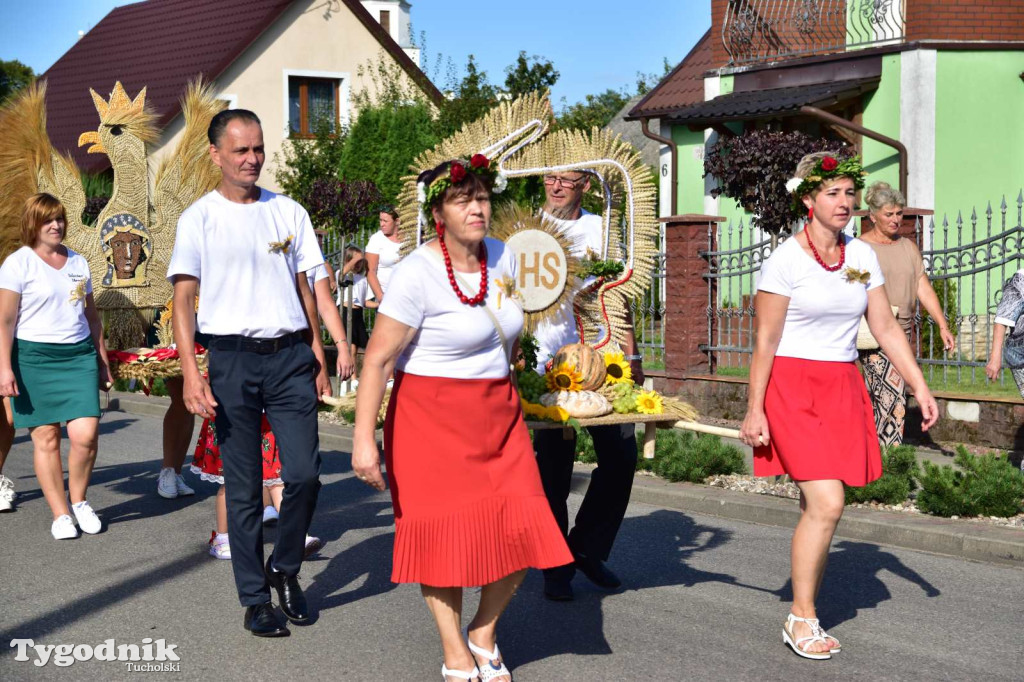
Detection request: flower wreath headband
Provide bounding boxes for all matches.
[785,155,868,212]
[416,154,508,227]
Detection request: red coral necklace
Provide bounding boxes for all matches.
[804,227,845,272]
[438,234,488,306]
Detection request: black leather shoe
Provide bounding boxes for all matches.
[243,603,289,637]
[573,552,622,590]
[265,557,309,624]
[543,564,576,601]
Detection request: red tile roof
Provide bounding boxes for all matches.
[627,30,713,120]
[40,0,443,172]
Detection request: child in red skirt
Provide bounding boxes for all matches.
[191,415,323,559]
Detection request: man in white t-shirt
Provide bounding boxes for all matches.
[533,171,643,602]
[168,110,345,638]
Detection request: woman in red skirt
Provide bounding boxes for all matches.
[353,156,571,682]
[739,152,939,660]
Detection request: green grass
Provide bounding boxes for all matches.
[714,364,1022,400]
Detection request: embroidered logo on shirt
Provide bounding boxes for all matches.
[268,235,294,254]
[843,267,870,285]
[69,279,88,307]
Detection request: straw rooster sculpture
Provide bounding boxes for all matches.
[0,79,224,347]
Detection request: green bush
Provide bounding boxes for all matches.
[643,430,746,483]
[917,446,1024,518]
[575,428,597,463]
[112,377,168,397]
[845,445,919,505]
[921,276,958,359]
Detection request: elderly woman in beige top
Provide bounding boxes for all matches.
[857,182,954,447]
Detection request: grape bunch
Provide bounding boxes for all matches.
[516,370,547,403]
[604,382,638,414]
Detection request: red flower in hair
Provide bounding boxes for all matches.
[470,154,489,169]
[821,156,838,171]
[450,162,467,183]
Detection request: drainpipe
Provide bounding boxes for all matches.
[640,117,678,216]
[800,105,908,198]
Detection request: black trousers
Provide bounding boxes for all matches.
[535,423,637,567]
[208,339,321,607]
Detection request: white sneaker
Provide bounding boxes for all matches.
[208,532,231,559]
[71,500,102,534]
[0,474,14,512]
[51,514,79,539]
[304,535,324,558]
[175,474,195,497]
[263,505,279,524]
[157,467,178,498]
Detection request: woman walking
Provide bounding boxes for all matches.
[352,157,571,681]
[365,206,402,303]
[0,193,111,539]
[740,154,938,659]
[857,181,954,446]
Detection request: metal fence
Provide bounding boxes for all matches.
[319,223,670,368]
[702,191,1024,389]
[722,0,906,66]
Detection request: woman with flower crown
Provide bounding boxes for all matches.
[739,152,939,660]
[352,155,571,682]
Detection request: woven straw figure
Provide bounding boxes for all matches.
[396,92,657,349]
[0,80,224,349]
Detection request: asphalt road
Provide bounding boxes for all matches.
[0,410,1021,681]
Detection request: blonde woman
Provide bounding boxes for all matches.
[739,154,938,659]
[857,181,954,446]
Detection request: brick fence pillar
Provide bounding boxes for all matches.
[662,214,725,378]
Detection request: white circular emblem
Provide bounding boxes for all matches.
[506,229,568,312]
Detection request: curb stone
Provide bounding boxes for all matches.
[105,391,1023,568]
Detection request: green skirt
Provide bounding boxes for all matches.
[12,338,100,429]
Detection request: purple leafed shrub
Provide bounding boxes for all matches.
[703,129,854,235]
[305,178,384,236]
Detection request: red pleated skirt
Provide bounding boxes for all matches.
[384,371,572,587]
[754,356,882,486]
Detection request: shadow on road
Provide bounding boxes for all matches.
[501,508,742,665]
[772,540,941,629]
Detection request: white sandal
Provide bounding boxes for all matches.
[441,664,479,681]
[467,639,512,682]
[782,613,832,660]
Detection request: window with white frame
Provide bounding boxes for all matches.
[288,76,339,137]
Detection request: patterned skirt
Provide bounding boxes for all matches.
[190,415,282,486]
[858,348,907,448]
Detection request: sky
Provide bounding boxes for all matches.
[0,0,709,108]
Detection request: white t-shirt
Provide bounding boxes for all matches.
[337,274,371,308]
[532,209,604,372]
[378,237,523,379]
[0,246,93,343]
[757,234,885,362]
[365,230,402,294]
[167,189,324,337]
[306,263,328,290]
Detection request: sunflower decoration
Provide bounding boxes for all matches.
[635,390,664,415]
[546,362,583,392]
[545,405,569,423]
[603,351,632,385]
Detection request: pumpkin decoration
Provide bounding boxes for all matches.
[551,343,606,391]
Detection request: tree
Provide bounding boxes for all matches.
[272,117,348,206]
[558,89,630,131]
[703,129,853,235]
[339,101,438,202]
[504,51,559,98]
[0,60,33,103]
[438,55,499,137]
